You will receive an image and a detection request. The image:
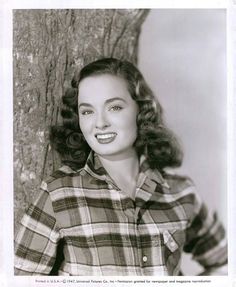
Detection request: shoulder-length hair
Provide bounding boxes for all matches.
[50,58,183,170]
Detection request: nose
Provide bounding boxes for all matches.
[95,111,110,130]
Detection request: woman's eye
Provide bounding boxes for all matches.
[109,106,123,111]
[81,110,93,115]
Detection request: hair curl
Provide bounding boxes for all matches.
[50,58,183,171]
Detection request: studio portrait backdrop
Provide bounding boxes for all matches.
[138,9,227,274]
[13,9,227,276]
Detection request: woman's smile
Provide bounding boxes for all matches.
[95,132,117,144]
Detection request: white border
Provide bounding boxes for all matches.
[1,0,235,286]
[227,0,236,282]
[0,3,14,286]
[2,0,228,9]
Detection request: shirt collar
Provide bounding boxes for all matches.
[139,155,170,189]
[81,151,107,181]
[82,151,169,189]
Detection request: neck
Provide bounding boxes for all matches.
[97,149,139,181]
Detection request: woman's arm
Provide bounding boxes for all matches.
[183,189,227,275]
[14,181,61,275]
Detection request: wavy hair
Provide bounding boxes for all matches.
[50,58,183,170]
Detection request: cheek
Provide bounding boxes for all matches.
[127,107,138,130]
[119,112,138,136]
[79,116,91,134]
[127,116,137,131]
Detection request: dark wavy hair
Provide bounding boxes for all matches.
[50,58,183,170]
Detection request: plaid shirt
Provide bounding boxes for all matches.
[14,152,227,276]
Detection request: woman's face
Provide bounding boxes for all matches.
[78,74,138,159]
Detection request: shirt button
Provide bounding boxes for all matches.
[142,256,148,262]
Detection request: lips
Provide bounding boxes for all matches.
[95,132,117,144]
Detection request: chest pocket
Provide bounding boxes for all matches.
[160,228,186,275]
[162,230,178,252]
[162,229,186,253]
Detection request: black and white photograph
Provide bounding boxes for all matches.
[1,1,236,287]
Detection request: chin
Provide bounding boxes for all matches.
[93,147,136,160]
[93,149,120,157]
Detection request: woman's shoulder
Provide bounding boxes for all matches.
[161,171,202,214]
[161,170,196,194]
[42,165,84,191]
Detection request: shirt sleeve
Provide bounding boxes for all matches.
[183,184,227,275]
[14,181,61,275]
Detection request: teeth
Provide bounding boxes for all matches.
[96,133,116,139]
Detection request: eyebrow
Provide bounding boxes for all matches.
[78,97,127,109]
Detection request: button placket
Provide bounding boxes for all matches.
[123,199,135,219]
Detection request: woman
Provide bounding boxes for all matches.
[14,58,227,276]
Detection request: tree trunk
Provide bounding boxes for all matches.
[13,9,149,230]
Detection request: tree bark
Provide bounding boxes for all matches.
[13,9,149,230]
